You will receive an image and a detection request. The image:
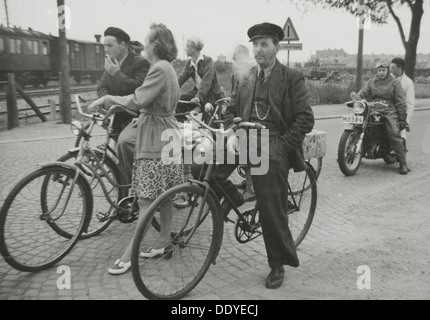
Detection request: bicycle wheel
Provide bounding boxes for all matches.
[287,164,317,247]
[131,184,223,300]
[0,166,92,272]
[306,157,322,180]
[54,150,125,239]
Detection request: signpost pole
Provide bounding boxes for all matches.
[287,41,290,67]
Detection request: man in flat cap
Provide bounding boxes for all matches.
[213,22,314,289]
[97,27,150,186]
[176,36,225,123]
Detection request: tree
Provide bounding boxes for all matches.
[291,0,424,80]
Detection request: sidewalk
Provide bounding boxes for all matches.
[0,99,429,144]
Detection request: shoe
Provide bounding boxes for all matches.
[108,259,131,275]
[234,180,247,190]
[140,245,173,259]
[265,266,284,289]
[399,163,408,175]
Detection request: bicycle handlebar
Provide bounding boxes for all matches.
[186,112,266,134]
[74,95,138,121]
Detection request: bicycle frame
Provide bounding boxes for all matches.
[73,96,136,214]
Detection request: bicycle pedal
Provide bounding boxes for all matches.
[224,217,235,223]
[96,212,112,222]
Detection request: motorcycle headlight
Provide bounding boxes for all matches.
[71,121,83,136]
[353,101,366,115]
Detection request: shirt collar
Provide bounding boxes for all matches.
[118,53,129,67]
[257,60,276,79]
[190,53,204,69]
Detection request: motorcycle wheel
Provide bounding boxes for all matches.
[337,130,362,176]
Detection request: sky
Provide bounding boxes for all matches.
[1,0,429,63]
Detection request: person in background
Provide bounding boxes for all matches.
[97,27,150,185]
[176,37,225,123]
[231,44,253,89]
[89,23,183,275]
[390,57,415,141]
[356,61,409,174]
[128,40,145,55]
[231,44,254,201]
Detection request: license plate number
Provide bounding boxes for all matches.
[341,115,363,124]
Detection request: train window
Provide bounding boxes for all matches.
[33,41,39,55]
[95,45,100,54]
[9,38,16,53]
[75,43,80,52]
[27,40,33,53]
[0,38,4,53]
[16,39,23,54]
[42,42,48,55]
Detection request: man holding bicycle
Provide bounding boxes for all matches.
[223,22,314,289]
[97,27,150,185]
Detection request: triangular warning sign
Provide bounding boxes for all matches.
[282,17,299,41]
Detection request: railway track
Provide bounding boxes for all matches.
[0,84,98,99]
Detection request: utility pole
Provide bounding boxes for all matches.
[356,0,365,92]
[57,0,71,123]
[4,0,10,27]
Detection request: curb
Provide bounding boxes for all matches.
[0,107,429,145]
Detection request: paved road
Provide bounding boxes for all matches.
[0,102,429,300]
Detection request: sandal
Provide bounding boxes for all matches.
[108,259,131,275]
[140,245,173,259]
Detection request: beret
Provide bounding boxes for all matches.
[247,22,284,42]
[104,27,130,43]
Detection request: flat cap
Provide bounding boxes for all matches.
[104,27,130,43]
[247,22,284,42]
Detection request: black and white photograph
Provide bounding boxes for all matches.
[0,0,429,303]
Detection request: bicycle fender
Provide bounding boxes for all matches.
[189,180,223,218]
[66,147,81,153]
[37,162,93,233]
[189,179,223,265]
[39,161,79,171]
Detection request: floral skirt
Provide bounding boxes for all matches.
[131,155,184,200]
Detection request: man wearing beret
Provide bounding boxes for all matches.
[176,37,225,123]
[223,22,315,288]
[97,27,150,185]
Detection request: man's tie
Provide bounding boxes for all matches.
[257,69,265,88]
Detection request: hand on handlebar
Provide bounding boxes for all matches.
[87,96,106,113]
[190,97,201,107]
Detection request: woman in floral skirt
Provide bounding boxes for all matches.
[88,23,183,275]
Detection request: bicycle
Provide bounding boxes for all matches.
[56,97,211,239]
[0,96,139,271]
[130,112,317,300]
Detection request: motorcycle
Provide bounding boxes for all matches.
[337,93,402,176]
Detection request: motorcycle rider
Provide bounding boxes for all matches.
[355,61,409,174]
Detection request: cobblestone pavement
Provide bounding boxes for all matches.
[0,102,430,300]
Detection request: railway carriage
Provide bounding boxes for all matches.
[0,25,104,88]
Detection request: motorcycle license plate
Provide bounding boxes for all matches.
[341,115,363,124]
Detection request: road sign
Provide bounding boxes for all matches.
[282,17,299,41]
[280,43,303,50]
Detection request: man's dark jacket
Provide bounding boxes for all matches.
[178,55,224,103]
[97,51,150,97]
[224,59,315,171]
